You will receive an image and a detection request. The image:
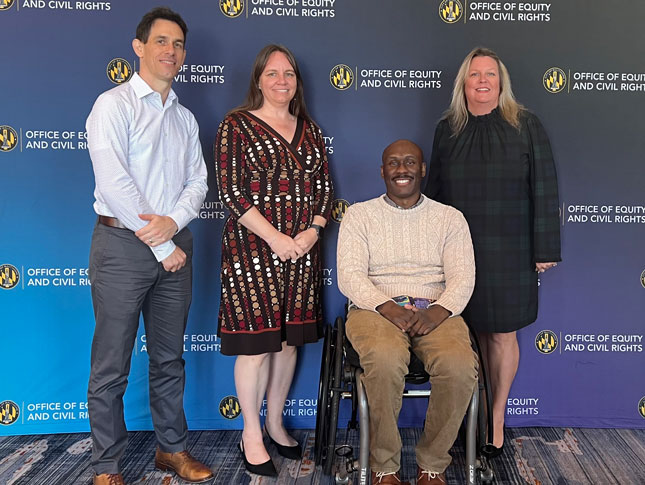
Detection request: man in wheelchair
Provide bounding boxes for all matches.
[336,140,478,484]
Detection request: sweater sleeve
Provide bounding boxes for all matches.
[433,208,476,316]
[336,205,393,311]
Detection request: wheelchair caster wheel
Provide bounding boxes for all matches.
[335,444,353,458]
[479,466,494,484]
[334,472,351,485]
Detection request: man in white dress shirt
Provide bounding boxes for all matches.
[86,7,212,485]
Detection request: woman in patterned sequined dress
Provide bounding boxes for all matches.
[214,45,333,475]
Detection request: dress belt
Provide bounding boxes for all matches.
[98,215,127,229]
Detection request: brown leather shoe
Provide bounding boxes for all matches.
[154,448,214,483]
[416,466,446,484]
[370,471,410,484]
[93,474,124,485]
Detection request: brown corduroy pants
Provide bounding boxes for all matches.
[346,309,478,474]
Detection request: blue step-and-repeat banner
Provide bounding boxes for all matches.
[1,0,644,435]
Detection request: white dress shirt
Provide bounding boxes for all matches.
[87,73,208,261]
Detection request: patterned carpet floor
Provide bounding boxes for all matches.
[1,427,644,484]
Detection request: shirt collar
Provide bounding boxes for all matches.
[130,72,178,106]
[383,194,424,210]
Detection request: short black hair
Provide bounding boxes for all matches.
[135,7,188,44]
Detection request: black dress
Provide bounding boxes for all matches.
[425,109,561,333]
[214,112,334,355]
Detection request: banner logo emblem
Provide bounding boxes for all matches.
[0,264,20,290]
[640,269,645,288]
[0,0,16,11]
[0,401,19,425]
[0,126,18,152]
[439,0,463,24]
[535,330,558,354]
[543,67,567,93]
[220,0,244,18]
[639,396,645,419]
[107,58,133,85]
[330,199,349,223]
[219,395,241,419]
[330,65,354,91]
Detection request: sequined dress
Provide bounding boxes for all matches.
[215,111,333,355]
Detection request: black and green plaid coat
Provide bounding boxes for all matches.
[424,109,561,332]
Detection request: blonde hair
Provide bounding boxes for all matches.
[444,47,524,135]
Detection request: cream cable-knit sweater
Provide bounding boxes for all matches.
[337,195,475,316]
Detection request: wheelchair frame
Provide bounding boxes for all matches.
[315,316,495,484]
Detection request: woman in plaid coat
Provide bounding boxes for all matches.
[425,47,561,456]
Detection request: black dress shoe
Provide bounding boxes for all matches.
[266,430,302,460]
[239,441,278,476]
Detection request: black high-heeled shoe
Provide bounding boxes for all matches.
[482,443,504,458]
[482,425,505,459]
[265,430,302,460]
[239,440,278,476]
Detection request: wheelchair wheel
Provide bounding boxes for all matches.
[322,316,344,475]
[314,317,345,475]
[314,323,333,467]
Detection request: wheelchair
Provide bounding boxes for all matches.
[314,315,495,485]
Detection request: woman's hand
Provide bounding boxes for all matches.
[535,262,558,273]
[293,228,318,254]
[268,233,304,262]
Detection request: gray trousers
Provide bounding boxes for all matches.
[87,222,193,475]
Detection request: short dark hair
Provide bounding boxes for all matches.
[136,7,188,45]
